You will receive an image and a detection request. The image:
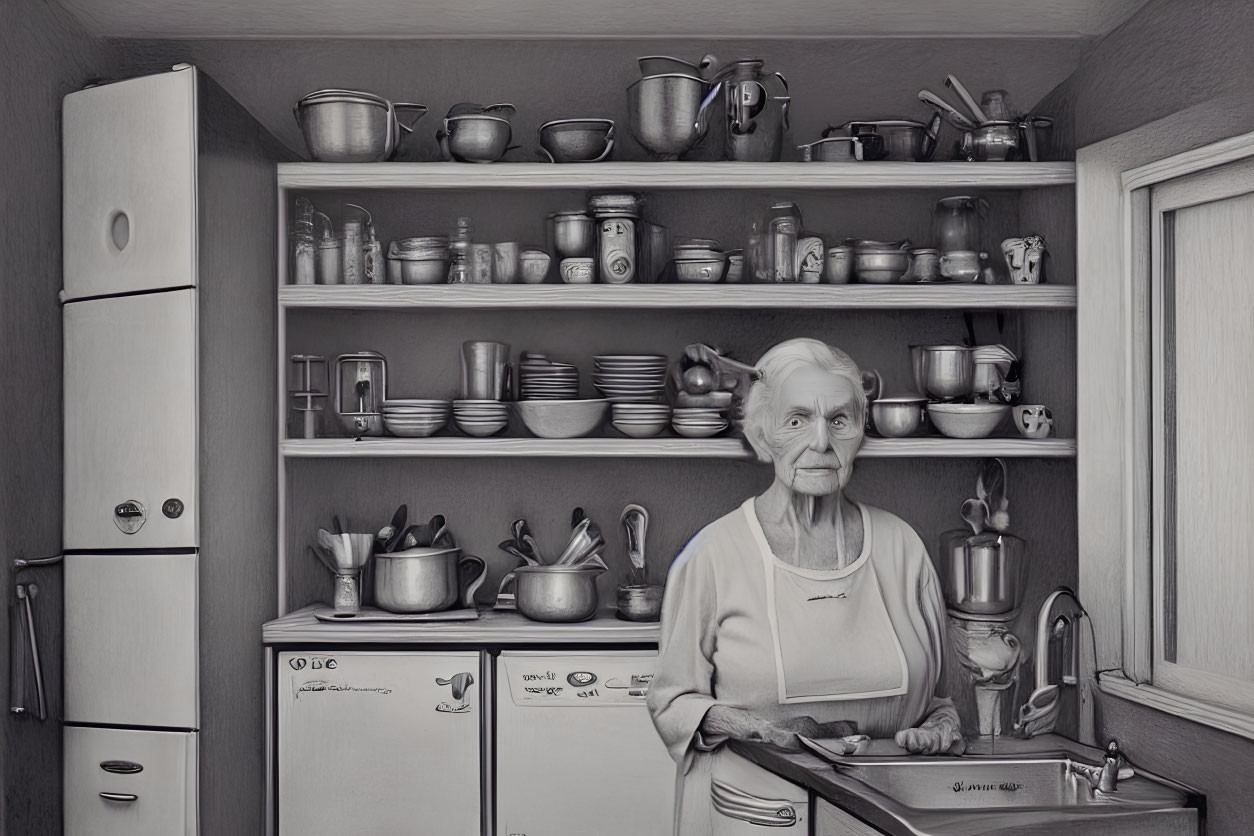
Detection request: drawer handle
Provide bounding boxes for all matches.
[100,792,138,803]
[100,760,144,775]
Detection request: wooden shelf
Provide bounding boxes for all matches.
[280,283,1076,311]
[281,437,1076,459]
[277,161,1076,191]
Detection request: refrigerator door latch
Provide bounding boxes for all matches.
[113,500,146,534]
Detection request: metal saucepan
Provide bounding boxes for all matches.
[628,73,713,160]
[829,120,939,162]
[374,546,487,613]
[797,135,884,162]
[496,565,605,622]
[438,113,518,163]
[538,119,615,163]
[295,89,427,163]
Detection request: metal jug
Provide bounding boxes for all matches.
[697,60,791,162]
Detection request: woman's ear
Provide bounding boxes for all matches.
[742,417,773,464]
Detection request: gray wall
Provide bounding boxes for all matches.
[0,2,118,833]
[1039,1,1254,834]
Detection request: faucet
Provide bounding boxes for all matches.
[1015,587,1085,738]
[1070,740,1133,793]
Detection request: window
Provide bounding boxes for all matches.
[1148,159,1254,716]
[1078,127,1254,740]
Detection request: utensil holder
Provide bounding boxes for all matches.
[333,573,362,615]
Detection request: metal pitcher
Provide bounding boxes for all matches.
[697,60,791,162]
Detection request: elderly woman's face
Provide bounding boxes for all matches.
[761,366,863,496]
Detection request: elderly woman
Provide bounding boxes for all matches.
[647,338,962,835]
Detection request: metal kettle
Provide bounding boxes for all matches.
[697,60,791,161]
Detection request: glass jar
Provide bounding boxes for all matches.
[932,196,988,254]
[765,202,802,282]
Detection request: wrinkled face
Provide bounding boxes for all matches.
[761,366,864,496]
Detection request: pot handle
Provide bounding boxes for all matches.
[437,121,453,161]
[496,570,517,598]
[393,103,428,133]
[536,147,557,163]
[591,136,615,163]
[458,554,487,608]
[918,111,943,162]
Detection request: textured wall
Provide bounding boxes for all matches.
[0,2,118,833]
[1040,1,1254,833]
[110,37,1090,161]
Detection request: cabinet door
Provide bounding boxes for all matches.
[64,553,198,728]
[813,799,884,836]
[62,66,197,301]
[278,651,481,836]
[64,726,197,836]
[63,291,198,551]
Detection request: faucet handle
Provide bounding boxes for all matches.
[1104,739,1123,762]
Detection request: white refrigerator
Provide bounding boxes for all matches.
[61,65,282,835]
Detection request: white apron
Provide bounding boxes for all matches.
[711,504,908,834]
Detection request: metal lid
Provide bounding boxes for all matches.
[843,119,926,129]
[299,89,390,108]
[540,118,613,132]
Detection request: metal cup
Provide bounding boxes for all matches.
[460,341,512,400]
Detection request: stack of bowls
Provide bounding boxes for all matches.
[453,400,509,437]
[593,355,669,402]
[388,237,450,285]
[519,355,579,400]
[382,399,451,437]
[673,239,726,283]
[611,403,671,438]
[671,408,729,438]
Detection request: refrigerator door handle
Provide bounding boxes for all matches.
[99,792,139,803]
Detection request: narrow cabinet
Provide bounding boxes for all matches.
[276,650,483,835]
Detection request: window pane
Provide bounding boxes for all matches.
[1165,192,1254,685]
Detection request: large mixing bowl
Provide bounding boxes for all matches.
[439,114,514,163]
[498,565,604,622]
[539,119,615,163]
[295,89,426,162]
[628,74,709,160]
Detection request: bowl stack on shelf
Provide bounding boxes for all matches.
[611,403,672,438]
[592,354,668,403]
[453,400,510,437]
[518,354,579,400]
[381,398,451,438]
[671,407,729,438]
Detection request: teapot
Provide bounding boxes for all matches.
[696,59,791,162]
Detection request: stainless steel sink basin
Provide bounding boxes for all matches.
[838,755,1186,811]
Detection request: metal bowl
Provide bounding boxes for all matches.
[616,584,664,622]
[871,396,928,438]
[539,119,615,163]
[549,211,596,258]
[394,258,448,285]
[439,114,513,163]
[919,345,975,400]
[836,120,932,162]
[854,246,909,283]
[927,402,1008,439]
[500,565,605,623]
[628,74,708,160]
[295,90,426,163]
[674,257,726,283]
[515,399,609,439]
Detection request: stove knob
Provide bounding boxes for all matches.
[567,671,597,687]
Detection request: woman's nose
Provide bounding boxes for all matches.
[808,419,831,452]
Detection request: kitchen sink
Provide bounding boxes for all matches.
[838,755,1187,811]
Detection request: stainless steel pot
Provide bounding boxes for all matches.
[497,565,604,622]
[833,120,938,162]
[918,345,975,400]
[295,89,427,163]
[439,114,516,163]
[798,135,883,162]
[870,396,928,438]
[941,532,1026,615]
[961,121,1020,162]
[627,74,712,161]
[538,119,615,163]
[548,211,596,258]
[374,547,487,613]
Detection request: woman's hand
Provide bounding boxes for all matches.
[701,707,809,752]
[895,722,966,755]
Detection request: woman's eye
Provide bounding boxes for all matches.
[786,417,804,429]
[831,414,847,427]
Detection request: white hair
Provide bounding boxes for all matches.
[741,338,866,463]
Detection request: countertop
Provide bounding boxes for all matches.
[730,734,1201,836]
[262,605,661,645]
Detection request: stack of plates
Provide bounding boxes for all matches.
[453,399,509,438]
[519,355,579,401]
[671,407,728,438]
[382,399,451,438]
[611,403,671,438]
[593,354,669,403]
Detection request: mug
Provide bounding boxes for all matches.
[1013,405,1054,438]
[1001,235,1047,284]
[493,242,520,284]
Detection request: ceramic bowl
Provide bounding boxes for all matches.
[455,417,509,437]
[613,420,669,438]
[674,258,725,283]
[672,422,728,438]
[515,399,609,438]
[927,403,1009,439]
[559,257,595,284]
[520,250,551,283]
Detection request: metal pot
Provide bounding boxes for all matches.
[833,119,939,162]
[627,74,712,160]
[941,532,1026,615]
[374,547,487,613]
[548,211,596,258]
[538,119,615,163]
[616,584,664,622]
[438,113,517,163]
[294,89,427,163]
[870,396,928,438]
[798,135,883,162]
[918,345,974,400]
[497,565,604,622]
[960,121,1020,162]
[637,54,718,78]
[698,59,791,162]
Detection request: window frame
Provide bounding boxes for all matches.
[1078,123,1254,741]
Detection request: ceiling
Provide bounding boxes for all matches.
[58,0,1151,39]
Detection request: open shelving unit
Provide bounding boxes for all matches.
[276,159,1079,618]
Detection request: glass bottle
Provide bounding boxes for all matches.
[765,202,802,282]
[447,217,473,284]
[290,197,316,285]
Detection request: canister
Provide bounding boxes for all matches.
[343,217,364,284]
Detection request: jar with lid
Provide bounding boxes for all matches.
[347,203,383,284]
[932,196,988,254]
[765,202,802,282]
[589,193,642,285]
[290,197,316,285]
